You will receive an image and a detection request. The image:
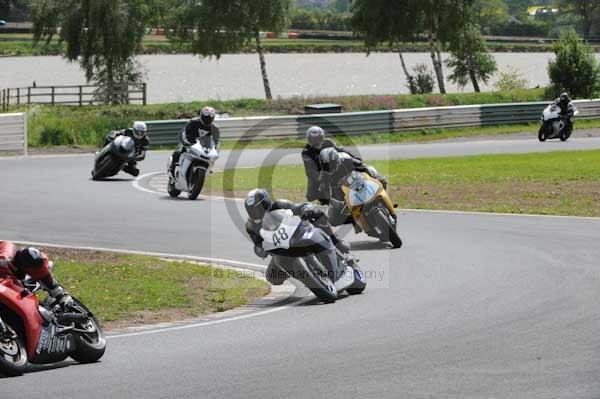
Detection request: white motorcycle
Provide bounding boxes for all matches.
[539,103,579,142]
[167,135,219,200]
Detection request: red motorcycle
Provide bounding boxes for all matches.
[0,264,105,376]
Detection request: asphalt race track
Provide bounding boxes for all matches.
[0,137,599,398]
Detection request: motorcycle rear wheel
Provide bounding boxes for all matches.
[346,265,367,295]
[188,169,207,200]
[68,299,106,364]
[0,319,27,376]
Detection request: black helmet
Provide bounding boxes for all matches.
[319,147,341,173]
[306,126,325,149]
[245,189,272,221]
[13,247,44,269]
[199,106,216,127]
[559,92,571,103]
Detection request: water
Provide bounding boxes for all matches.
[1,53,592,104]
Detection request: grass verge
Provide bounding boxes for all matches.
[40,247,269,330]
[204,150,600,217]
[3,89,550,147]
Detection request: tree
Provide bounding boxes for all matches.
[472,0,510,33]
[445,24,497,92]
[31,0,158,104]
[558,0,600,40]
[351,0,422,94]
[173,0,292,100]
[548,30,600,98]
[420,0,474,94]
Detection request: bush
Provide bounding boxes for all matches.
[410,64,436,94]
[547,30,600,99]
[495,68,528,92]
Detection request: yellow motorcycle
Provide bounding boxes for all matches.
[341,171,402,248]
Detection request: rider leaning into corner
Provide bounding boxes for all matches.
[169,106,221,178]
[553,92,576,131]
[0,242,73,310]
[302,126,386,204]
[244,189,351,285]
[103,121,150,177]
[318,147,387,230]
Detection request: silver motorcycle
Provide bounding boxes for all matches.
[260,209,367,303]
[167,135,219,200]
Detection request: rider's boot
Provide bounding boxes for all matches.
[123,163,140,177]
[265,261,287,286]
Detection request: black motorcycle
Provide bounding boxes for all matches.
[260,209,367,303]
[91,135,137,180]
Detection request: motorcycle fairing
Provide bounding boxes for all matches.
[0,278,43,358]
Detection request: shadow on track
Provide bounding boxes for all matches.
[349,240,395,251]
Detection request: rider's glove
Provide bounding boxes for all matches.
[254,245,268,259]
[301,208,322,222]
[48,285,73,310]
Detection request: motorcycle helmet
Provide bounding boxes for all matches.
[13,247,44,269]
[559,92,571,105]
[306,126,325,149]
[132,121,147,139]
[319,147,341,174]
[245,189,272,222]
[199,106,216,127]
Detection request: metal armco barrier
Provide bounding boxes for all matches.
[145,99,600,146]
[0,113,27,155]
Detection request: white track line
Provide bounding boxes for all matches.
[4,239,310,339]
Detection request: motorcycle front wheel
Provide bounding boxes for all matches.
[188,169,207,200]
[297,257,338,303]
[373,208,402,248]
[538,125,548,142]
[560,128,571,142]
[68,299,106,364]
[0,318,27,376]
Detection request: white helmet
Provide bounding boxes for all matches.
[306,126,325,149]
[132,121,147,139]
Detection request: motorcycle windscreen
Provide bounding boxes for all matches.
[260,210,301,251]
[348,179,380,207]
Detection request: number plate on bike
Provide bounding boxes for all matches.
[260,214,301,251]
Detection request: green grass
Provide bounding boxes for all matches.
[5,89,551,147]
[204,150,600,217]
[43,249,269,326]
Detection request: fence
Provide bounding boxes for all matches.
[1,83,147,111]
[144,99,600,146]
[0,113,27,155]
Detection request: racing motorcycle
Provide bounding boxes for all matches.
[0,264,106,377]
[260,209,367,303]
[91,135,137,180]
[539,103,579,142]
[167,134,220,200]
[341,171,402,248]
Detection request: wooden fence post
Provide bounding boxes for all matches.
[51,86,55,106]
[6,88,10,108]
[79,86,83,106]
[16,88,20,105]
[27,87,31,105]
[142,83,147,106]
